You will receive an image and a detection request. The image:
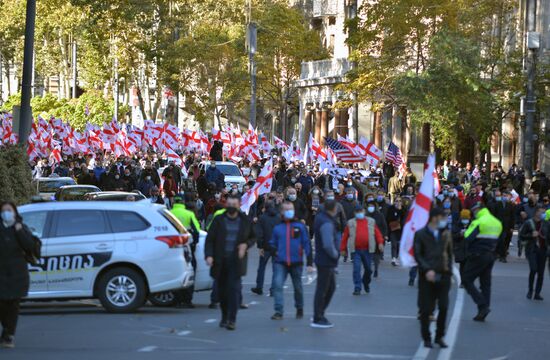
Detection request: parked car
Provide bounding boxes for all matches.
[84,191,146,202]
[199,161,246,191]
[54,185,101,201]
[32,176,76,201]
[18,201,206,313]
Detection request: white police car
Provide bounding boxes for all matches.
[18,201,207,313]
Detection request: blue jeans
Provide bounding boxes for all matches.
[353,250,373,291]
[255,250,274,292]
[273,263,304,314]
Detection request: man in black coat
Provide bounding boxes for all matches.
[205,195,256,330]
[284,187,308,222]
[414,207,453,349]
[487,189,515,262]
[0,202,36,348]
[251,199,281,296]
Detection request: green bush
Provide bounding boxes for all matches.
[0,145,34,205]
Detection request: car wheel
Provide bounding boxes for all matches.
[148,291,177,307]
[97,268,147,313]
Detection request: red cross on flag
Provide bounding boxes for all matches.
[308,133,327,162]
[358,137,382,166]
[399,153,436,267]
[241,159,273,215]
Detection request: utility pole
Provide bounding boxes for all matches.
[72,41,77,98]
[114,56,119,121]
[246,0,257,129]
[524,0,539,189]
[18,0,36,145]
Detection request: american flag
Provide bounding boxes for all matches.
[324,137,365,163]
[386,141,403,167]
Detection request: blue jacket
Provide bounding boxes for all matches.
[314,210,340,267]
[269,220,312,267]
[205,167,225,189]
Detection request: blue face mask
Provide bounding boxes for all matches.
[346,193,354,200]
[541,213,547,221]
[355,212,365,219]
[443,202,451,209]
[283,209,295,220]
[376,195,384,202]
[495,196,502,202]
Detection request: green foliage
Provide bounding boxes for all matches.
[0,145,34,205]
[1,91,129,130]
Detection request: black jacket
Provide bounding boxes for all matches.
[256,207,281,250]
[487,200,515,231]
[413,226,453,275]
[205,212,256,279]
[0,223,35,300]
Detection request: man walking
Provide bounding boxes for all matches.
[340,205,384,295]
[269,202,313,320]
[311,200,340,328]
[463,202,503,321]
[414,208,453,348]
[205,195,255,330]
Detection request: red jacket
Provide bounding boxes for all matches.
[340,219,384,251]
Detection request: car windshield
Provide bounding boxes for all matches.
[209,164,241,177]
[38,179,76,193]
[59,187,99,201]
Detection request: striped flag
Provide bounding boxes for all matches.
[385,141,403,168]
[324,137,365,163]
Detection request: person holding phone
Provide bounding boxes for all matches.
[414,207,453,349]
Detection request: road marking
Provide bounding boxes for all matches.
[249,300,260,305]
[137,346,157,352]
[177,330,192,336]
[436,266,464,360]
[204,319,217,324]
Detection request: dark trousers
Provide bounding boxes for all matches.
[218,258,241,323]
[390,232,400,259]
[527,248,547,295]
[418,274,450,341]
[313,266,336,322]
[463,252,495,310]
[255,250,274,292]
[0,299,20,338]
[496,229,512,259]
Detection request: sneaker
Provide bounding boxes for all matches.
[251,288,263,296]
[365,286,370,293]
[0,336,14,349]
[226,322,236,331]
[310,318,334,329]
[239,303,249,309]
[473,307,491,322]
[271,313,283,320]
[527,290,533,300]
[296,309,304,319]
[391,258,397,266]
[534,294,544,301]
[435,338,448,348]
[352,290,361,296]
[219,320,228,328]
[408,279,415,287]
[373,270,378,278]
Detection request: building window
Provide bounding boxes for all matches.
[328,16,336,25]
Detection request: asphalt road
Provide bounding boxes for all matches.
[2,240,550,360]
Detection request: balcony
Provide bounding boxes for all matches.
[313,0,338,18]
[300,58,351,80]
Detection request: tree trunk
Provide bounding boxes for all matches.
[58,31,71,99]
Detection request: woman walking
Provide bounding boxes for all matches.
[0,201,36,348]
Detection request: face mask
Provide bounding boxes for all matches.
[288,194,297,202]
[443,202,451,209]
[523,197,528,203]
[450,192,456,197]
[346,194,354,200]
[541,213,547,221]
[443,191,448,196]
[242,168,250,176]
[355,212,365,220]
[291,178,297,183]
[146,176,151,181]
[367,198,374,203]
[436,194,444,201]
[367,206,375,213]
[1,211,15,225]
[347,182,352,186]
[376,195,384,202]
[283,209,295,220]
[115,175,120,180]
[461,219,469,226]
[495,196,502,202]
[438,219,448,229]
[313,190,319,195]
[369,182,376,187]
[226,206,238,215]
[214,194,221,200]
[326,196,335,201]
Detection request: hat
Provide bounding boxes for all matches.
[460,209,472,220]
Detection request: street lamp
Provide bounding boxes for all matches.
[18,0,37,146]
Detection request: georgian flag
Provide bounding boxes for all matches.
[241,159,273,215]
[399,153,436,267]
[357,136,382,167]
[308,133,327,162]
